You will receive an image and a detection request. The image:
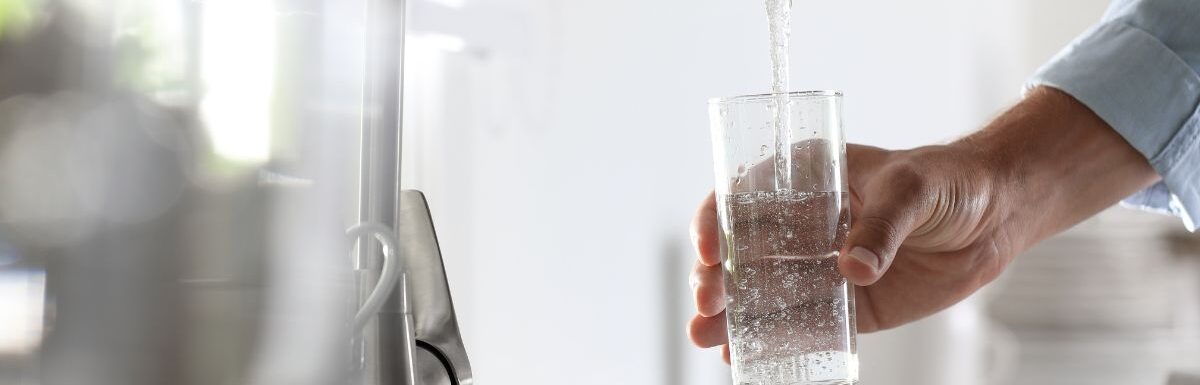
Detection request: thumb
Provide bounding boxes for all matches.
[839,177,929,286]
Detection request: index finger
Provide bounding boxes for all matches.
[691,192,721,267]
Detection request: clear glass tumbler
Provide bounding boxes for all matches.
[707,91,857,385]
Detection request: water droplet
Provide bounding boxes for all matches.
[760,145,768,156]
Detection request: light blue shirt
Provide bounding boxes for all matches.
[1029,0,1200,231]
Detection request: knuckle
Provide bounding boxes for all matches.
[883,162,931,202]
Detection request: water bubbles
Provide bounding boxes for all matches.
[722,191,854,383]
[760,144,768,156]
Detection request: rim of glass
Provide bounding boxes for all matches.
[708,90,842,105]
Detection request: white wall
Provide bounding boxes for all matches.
[403,0,1109,384]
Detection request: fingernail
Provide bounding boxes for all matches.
[847,247,880,271]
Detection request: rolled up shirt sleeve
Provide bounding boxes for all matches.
[1028,0,1200,231]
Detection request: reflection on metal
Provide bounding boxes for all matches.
[355,0,476,383]
[355,0,408,382]
[0,0,477,383]
[348,192,475,385]
[0,268,45,355]
[389,191,473,385]
[199,0,275,162]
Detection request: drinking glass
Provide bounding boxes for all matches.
[707,91,857,385]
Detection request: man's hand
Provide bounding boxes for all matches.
[687,143,1015,361]
[686,87,1160,362]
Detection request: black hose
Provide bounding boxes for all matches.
[416,340,460,385]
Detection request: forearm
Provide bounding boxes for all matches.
[958,86,1160,250]
[1029,0,1200,230]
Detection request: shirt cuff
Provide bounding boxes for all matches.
[1027,21,1200,231]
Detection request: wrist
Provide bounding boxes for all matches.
[954,86,1159,250]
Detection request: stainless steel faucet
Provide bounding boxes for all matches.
[385,191,474,385]
[348,192,475,385]
[357,0,474,382]
[0,0,475,383]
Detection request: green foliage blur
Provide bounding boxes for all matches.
[0,0,33,38]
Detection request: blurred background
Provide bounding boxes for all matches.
[1,0,1198,384]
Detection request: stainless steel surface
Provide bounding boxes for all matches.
[352,0,477,382]
[353,0,413,383]
[379,274,419,385]
[0,0,477,383]
[357,0,406,249]
[393,191,474,385]
[2,1,376,384]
